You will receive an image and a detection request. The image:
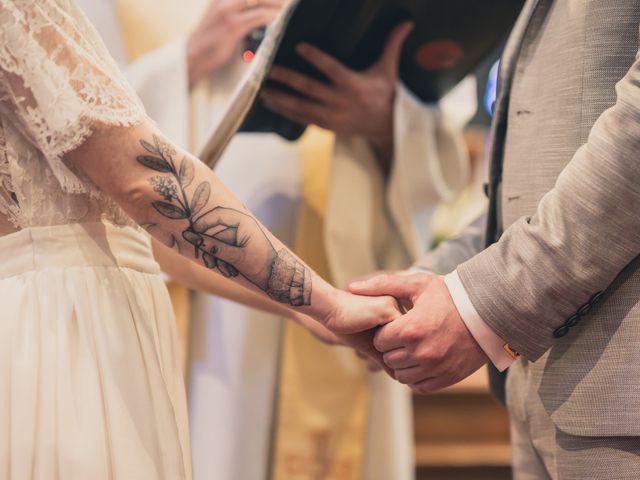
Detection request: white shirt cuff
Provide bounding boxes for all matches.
[444,271,515,371]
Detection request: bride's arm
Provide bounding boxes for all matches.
[151,238,340,344]
[66,123,399,338]
[0,0,390,361]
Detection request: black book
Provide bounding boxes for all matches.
[239,0,525,140]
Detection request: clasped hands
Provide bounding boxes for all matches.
[325,272,489,394]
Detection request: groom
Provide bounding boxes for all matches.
[351,1,640,477]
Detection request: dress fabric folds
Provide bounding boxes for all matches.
[0,222,192,480]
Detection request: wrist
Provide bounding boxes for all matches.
[302,276,340,327]
[265,249,312,306]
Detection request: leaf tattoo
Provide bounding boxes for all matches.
[179,158,195,187]
[140,139,160,155]
[152,201,189,219]
[137,135,312,307]
[190,182,210,216]
[137,155,172,173]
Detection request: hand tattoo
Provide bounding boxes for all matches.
[137,135,312,307]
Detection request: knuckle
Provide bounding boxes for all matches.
[383,297,399,318]
[430,346,445,361]
[416,346,437,364]
[384,349,402,363]
[405,324,423,343]
[373,333,387,352]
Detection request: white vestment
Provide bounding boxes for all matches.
[77,2,472,478]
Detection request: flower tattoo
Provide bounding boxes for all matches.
[149,176,178,201]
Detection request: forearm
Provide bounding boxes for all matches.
[153,237,339,343]
[152,237,310,319]
[69,123,337,324]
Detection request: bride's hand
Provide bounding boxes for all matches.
[321,289,401,335]
[338,329,394,376]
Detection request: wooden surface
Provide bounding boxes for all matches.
[414,366,511,478]
[417,466,511,480]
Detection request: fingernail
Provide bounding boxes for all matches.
[349,280,366,289]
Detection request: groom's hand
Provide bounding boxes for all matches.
[349,272,488,394]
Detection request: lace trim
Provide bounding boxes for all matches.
[0,0,150,194]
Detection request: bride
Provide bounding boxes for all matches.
[0,1,400,478]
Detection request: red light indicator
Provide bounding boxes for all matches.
[242,50,255,62]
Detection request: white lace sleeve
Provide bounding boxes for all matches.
[0,0,148,193]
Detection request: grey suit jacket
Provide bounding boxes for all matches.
[420,0,640,436]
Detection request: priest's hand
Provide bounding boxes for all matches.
[261,21,413,164]
[187,0,284,88]
[349,272,489,393]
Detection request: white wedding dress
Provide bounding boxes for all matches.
[0,1,191,478]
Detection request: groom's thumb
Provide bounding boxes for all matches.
[349,273,416,300]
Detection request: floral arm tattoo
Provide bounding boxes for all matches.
[138,135,312,307]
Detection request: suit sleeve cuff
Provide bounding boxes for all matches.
[444,271,516,371]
